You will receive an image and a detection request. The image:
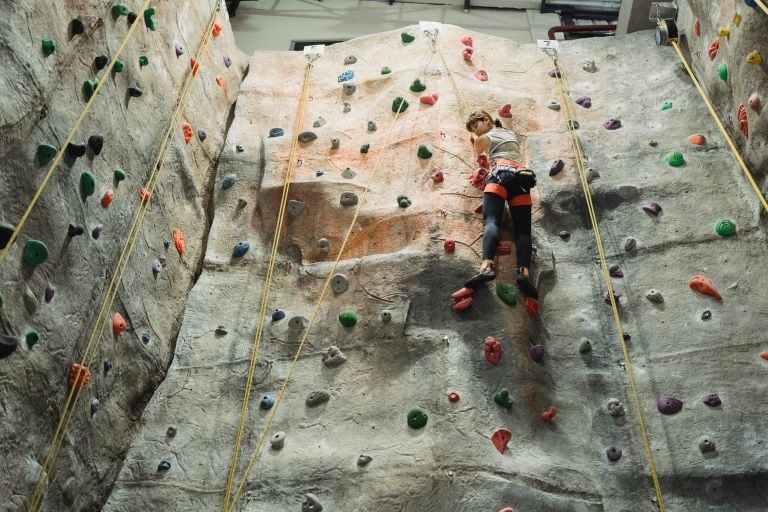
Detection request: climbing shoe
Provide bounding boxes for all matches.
[516,275,538,300]
[465,267,496,288]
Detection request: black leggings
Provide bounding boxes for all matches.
[482,192,532,269]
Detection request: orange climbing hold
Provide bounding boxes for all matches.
[452,296,472,312]
[708,37,720,61]
[68,363,91,388]
[738,104,748,137]
[688,133,706,145]
[694,18,700,37]
[688,275,722,301]
[182,122,193,144]
[460,35,473,47]
[419,92,439,105]
[139,187,152,203]
[190,57,200,76]
[173,228,186,255]
[216,74,225,88]
[112,312,126,335]
[100,188,114,208]
[451,287,474,301]
[462,47,473,61]
[490,427,512,454]
[540,405,557,422]
[212,22,222,37]
[760,351,768,361]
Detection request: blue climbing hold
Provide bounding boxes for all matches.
[163,239,171,250]
[103,359,113,375]
[746,0,756,7]
[338,69,354,82]
[222,173,236,190]
[141,332,151,344]
[260,395,275,410]
[157,460,171,472]
[272,309,285,322]
[232,240,250,258]
[269,128,284,137]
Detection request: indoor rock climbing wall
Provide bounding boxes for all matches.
[0,1,245,510]
[102,12,768,512]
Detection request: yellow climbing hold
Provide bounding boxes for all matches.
[733,13,742,27]
[718,27,730,37]
[747,50,763,66]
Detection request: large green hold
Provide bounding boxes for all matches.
[339,309,357,327]
[114,169,126,182]
[714,218,736,236]
[666,151,684,167]
[113,59,125,73]
[42,38,56,56]
[401,32,415,43]
[139,55,149,67]
[410,79,426,92]
[661,101,672,110]
[417,144,432,159]
[360,144,370,154]
[23,240,49,266]
[83,78,99,100]
[381,66,391,75]
[397,195,411,208]
[80,171,95,199]
[26,330,39,349]
[36,144,57,165]
[112,3,129,16]
[407,406,428,428]
[494,388,513,408]
[496,283,516,306]
[392,97,409,113]
[718,63,728,81]
[144,6,157,31]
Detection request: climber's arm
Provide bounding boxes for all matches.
[473,135,490,169]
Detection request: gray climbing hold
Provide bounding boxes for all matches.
[322,346,347,367]
[343,83,356,95]
[272,309,285,322]
[289,316,308,330]
[312,117,326,128]
[237,198,248,210]
[91,398,100,416]
[157,461,171,471]
[624,238,637,252]
[341,167,355,179]
[302,493,323,512]
[0,335,19,359]
[367,120,377,132]
[215,326,228,336]
[270,431,286,449]
[357,455,372,466]
[330,273,348,293]
[318,238,330,252]
[306,390,330,407]
[91,225,102,240]
[579,337,592,353]
[24,287,38,314]
[166,426,177,437]
[606,446,622,462]
[224,56,232,68]
[0,222,15,250]
[343,102,352,113]
[152,259,162,274]
[331,137,340,149]
[702,310,712,320]
[344,55,357,64]
[44,283,55,303]
[298,131,318,143]
[546,100,560,111]
[232,241,251,258]
[582,59,597,72]
[340,192,358,206]
[381,311,392,323]
[567,119,580,130]
[287,200,306,216]
[646,289,664,303]
[222,173,236,190]
[649,140,658,147]
[607,398,625,417]
[269,128,284,137]
[141,332,151,344]
[698,436,716,453]
[260,395,275,410]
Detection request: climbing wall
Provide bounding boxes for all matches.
[102,12,768,512]
[0,1,245,510]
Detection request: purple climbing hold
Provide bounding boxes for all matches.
[174,43,183,57]
[575,96,592,108]
[606,446,622,462]
[223,55,232,68]
[44,283,55,303]
[92,225,102,240]
[703,394,722,407]
[604,290,621,305]
[549,159,565,176]
[609,265,624,278]
[657,394,683,415]
[529,344,544,363]
[559,230,570,240]
[547,69,561,78]
[603,118,622,130]
[643,202,662,216]
[152,259,162,274]
[197,128,207,142]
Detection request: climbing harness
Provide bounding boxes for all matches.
[545,42,669,512]
[27,5,223,511]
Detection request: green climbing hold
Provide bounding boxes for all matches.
[113,59,125,73]
[144,6,157,31]
[401,32,415,43]
[417,144,432,159]
[714,218,736,237]
[339,309,357,327]
[494,388,513,408]
[114,169,126,182]
[661,101,672,110]
[26,331,39,350]
[381,66,391,75]
[36,144,57,165]
[42,38,56,56]
[83,78,98,100]
[360,144,370,154]
[112,3,130,16]
[22,240,49,266]
[392,97,409,113]
[665,151,685,167]
[80,171,95,199]
[496,283,517,306]
[410,79,426,92]
[397,195,412,208]
[718,63,728,81]
[139,55,149,68]
[407,406,428,429]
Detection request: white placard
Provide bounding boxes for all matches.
[537,39,559,49]
[303,45,325,56]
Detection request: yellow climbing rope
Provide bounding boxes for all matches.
[550,56,668,512]
[0,0,153,267]
[27,6,222,511]
[222,35,439,512]
[670,40,768,214]
[755,0,768,16]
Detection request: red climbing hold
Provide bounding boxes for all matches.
[760,351,768,361]
[451,287,474,301]
[708,37,720,60]
[474,69,488,81]
[462,47,473,62]
[431,171,444,183]
[694,18,700,37]
[212,22,222,37]
[448,391,461,402]
[190,57,200,76]
[495,241,512,256]
[738,104,748,137]
[499,508,516,512]
[101,188,114,208]
[525,297,539,318]
[419,93,439,105]
[490,428,512,454]
[443,239,456,253]
[112,312,126,335]
[173,228,186,255]
[460,35,473,47]
[68,363,91,388]
[452,297,472,312]
[688,275,722,301]
[498,104,512,118]
[216,75,225,88]
[484,336,502,365]
[139,187,152,203]
[182,122,193,144]
[540,405,557,422]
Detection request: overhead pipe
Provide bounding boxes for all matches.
[548,24,616,40]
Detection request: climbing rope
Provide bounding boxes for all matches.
[222,34,439,512]
[670,40,768,214]
[0,0,153,267]
[755,0,768,16]
[550,54,668,512]
[27,5,222,510]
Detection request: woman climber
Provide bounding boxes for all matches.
[463,110,538,300]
